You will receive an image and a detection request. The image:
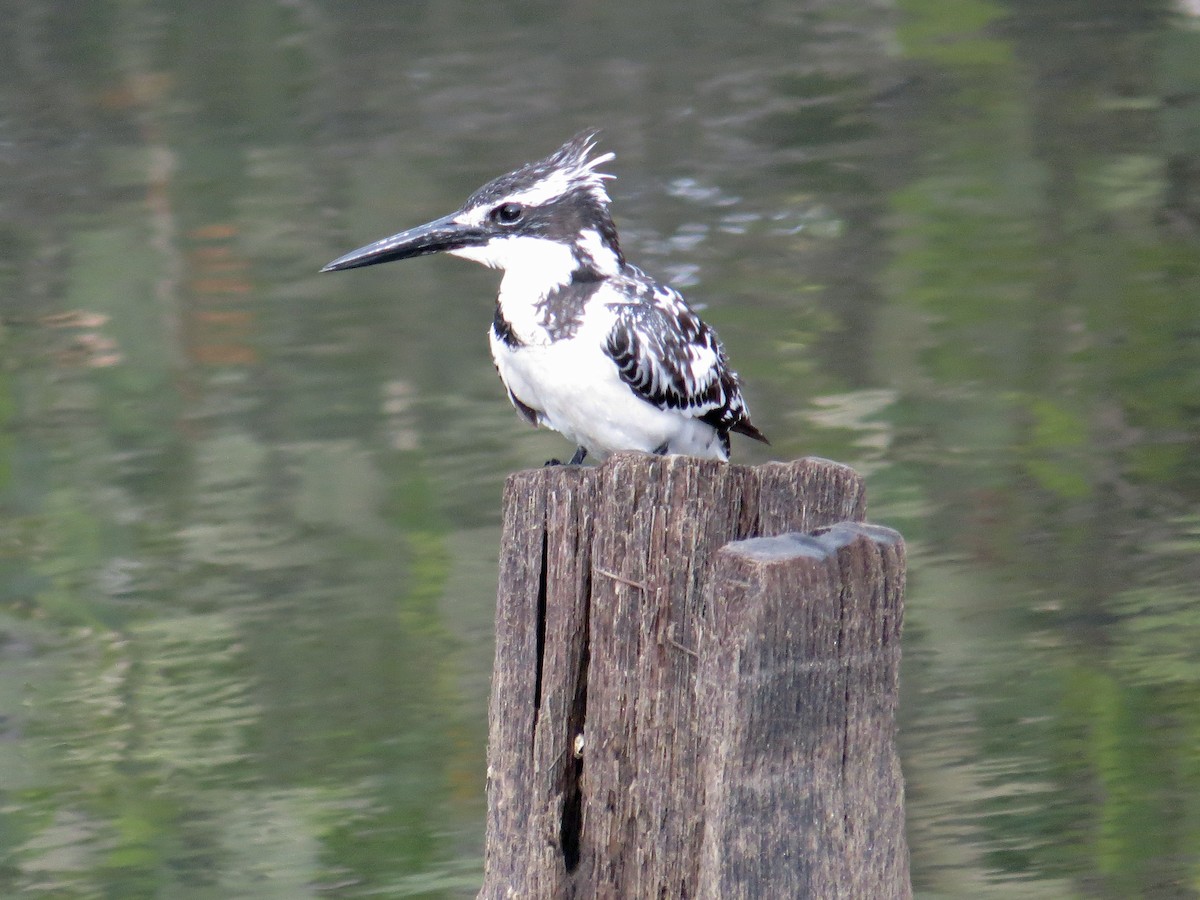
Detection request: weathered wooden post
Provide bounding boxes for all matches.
[480,453,909,899]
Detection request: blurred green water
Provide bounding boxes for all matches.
[0,0,1198,896]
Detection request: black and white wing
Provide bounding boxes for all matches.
[604,276,768,445]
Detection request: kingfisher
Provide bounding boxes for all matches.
[321,132,768,464]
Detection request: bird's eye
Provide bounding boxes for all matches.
[492,202,524,225]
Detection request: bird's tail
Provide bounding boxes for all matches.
[733,419,770,445]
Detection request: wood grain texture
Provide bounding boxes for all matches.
[696,525,909,899]
[479,454,904,899]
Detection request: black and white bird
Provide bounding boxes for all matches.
[321,132,768,464]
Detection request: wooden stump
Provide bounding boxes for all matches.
[697,525,908,898]
[480,453,908,899]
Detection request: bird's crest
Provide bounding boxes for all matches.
[466,131,616,212]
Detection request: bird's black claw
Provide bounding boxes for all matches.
[545,447,587,467]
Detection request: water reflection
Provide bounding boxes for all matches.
[0,0,1198,896]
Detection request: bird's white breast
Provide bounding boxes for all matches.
[488,281,727,459]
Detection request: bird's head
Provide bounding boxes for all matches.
[321,132,624,284]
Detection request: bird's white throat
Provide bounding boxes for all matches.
[449,235,577,295]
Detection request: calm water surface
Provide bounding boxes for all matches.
[1,1,1199,897]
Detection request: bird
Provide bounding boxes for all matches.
[321,131,768,465]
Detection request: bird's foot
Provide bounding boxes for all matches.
[652,441,670,456]
[544,447,588,467]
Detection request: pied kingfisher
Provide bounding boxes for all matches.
[321,132,768,464]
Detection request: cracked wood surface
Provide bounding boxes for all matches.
[480,453,907,899]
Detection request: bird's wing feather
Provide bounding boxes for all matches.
[603,275,749,433]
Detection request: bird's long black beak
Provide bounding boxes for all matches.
[320,212,481,273]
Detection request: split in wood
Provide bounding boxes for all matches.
[481,453,909,899]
